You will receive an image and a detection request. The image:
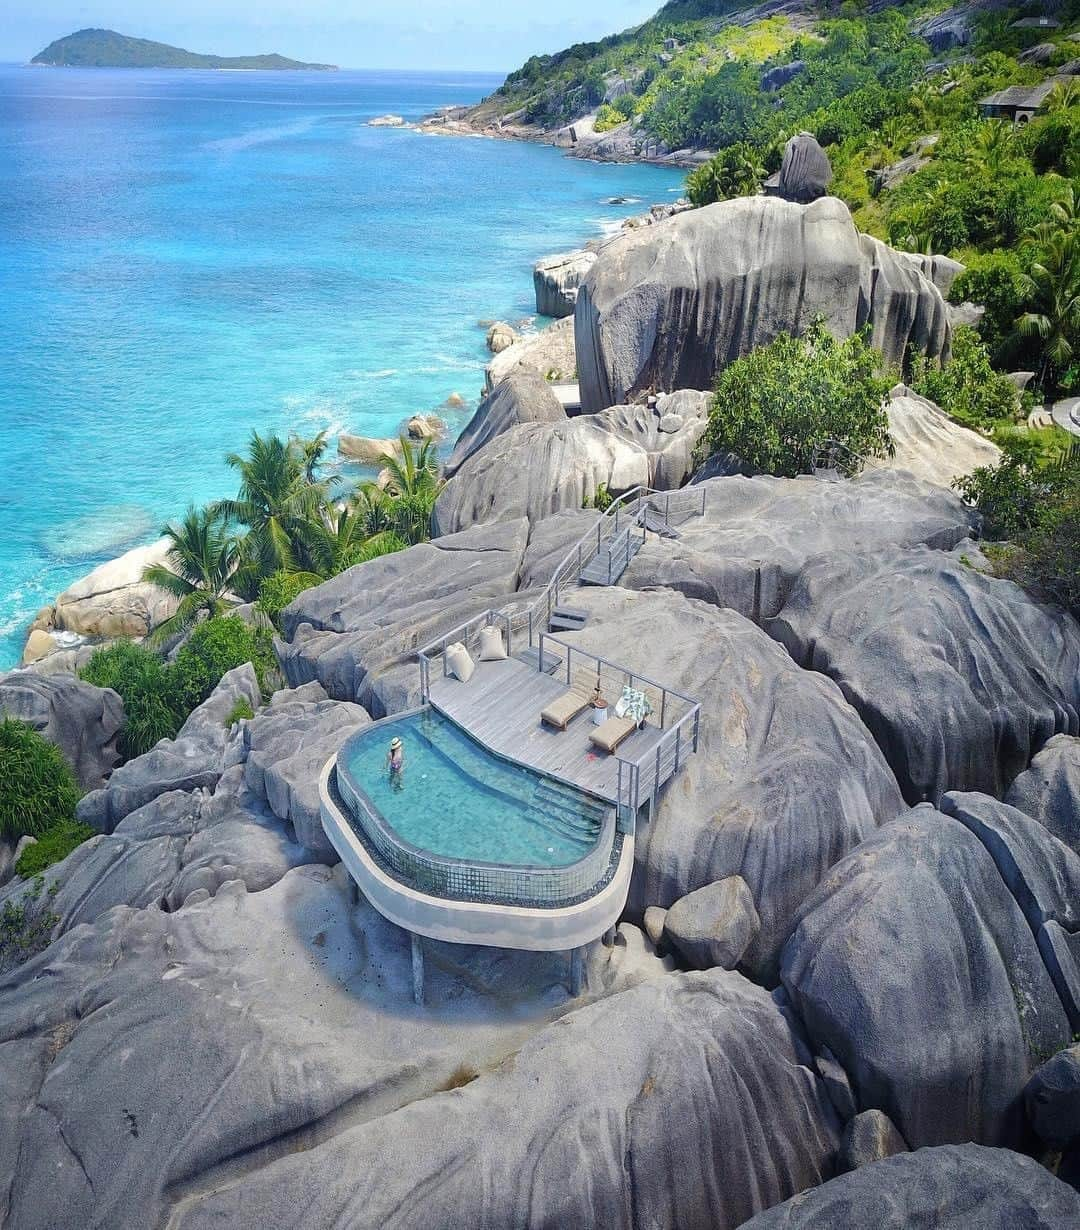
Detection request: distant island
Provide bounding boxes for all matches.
[31,28,336,71]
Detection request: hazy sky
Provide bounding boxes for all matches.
[4,2,662,71]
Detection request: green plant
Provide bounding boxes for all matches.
[142,505,240,642]
[583,482,614,512]
[593,103,625,133]
[224,697,255,728]
[1014,231,1080,394]
[0,720,82,840]
[170,616,276,713]
[686,142,765,206]
[256,569,321,630]
[0,877,59,975]
[15,818,96,877]
[909,326,1020,428]
[702,320,894,477]
[81,641,181,759]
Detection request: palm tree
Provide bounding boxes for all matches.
[1047,80,1080,114]
[291,430,330,485]
[1015,232,1080,392]
[376,436,443,545]
[142,506,239,641]
[213,432,331,596]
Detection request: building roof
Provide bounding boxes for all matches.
[1011,16,1061,28]
[979,76,1070,110]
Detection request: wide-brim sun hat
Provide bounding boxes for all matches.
[390,737,403,749]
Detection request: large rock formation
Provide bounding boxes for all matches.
[50,538,178,639]
[550,587,905,983]
[1006,734,1080,852]
[76,664,262,833]
[172,970,842,1230]
[442,368,566,479]
[533,249,597,318]
[883,386,1001,489]
[623,469,978,624]
[741,1145,1080,1228]
[777,132,833,204]
[781,800,1076,1150]
[0,863,668,1230]
[485,315,576,390]
[0,670,122,790]
[575,194,951,411]
[433,401,708,536]
[768,546,1080,803]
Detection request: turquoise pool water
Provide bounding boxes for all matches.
[339,710,605,868]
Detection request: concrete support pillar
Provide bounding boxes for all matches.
[569,946,585,997]
[411,932,424,1006]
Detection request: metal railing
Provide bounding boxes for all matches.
[537,633,701,819]
[418,608,512,703]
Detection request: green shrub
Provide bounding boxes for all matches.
[224,697,255,728]
[0,719,82,841]
[702,320,894,477]
[909,326,1020,429]
[340,531,409,569]
[593,103,625,133]
[170,616,276,714]
[686,142,764,206]
[0,877,59,975]
[15,818,96,878]
[81,641,180,759]
[949,250,1030,367]
[256,570,320,630]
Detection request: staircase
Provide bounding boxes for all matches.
[579,526,644,587]
[548,604,588,632]
[526,778,610,846]
[637,507,680,539]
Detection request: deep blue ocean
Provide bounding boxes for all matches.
[0,65,682,667]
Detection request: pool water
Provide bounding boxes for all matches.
[340,710,605,868]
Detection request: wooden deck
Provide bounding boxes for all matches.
[426,653,664,804]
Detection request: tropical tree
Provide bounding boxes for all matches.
[1014,231,1080,392]
[142,506,239,641]
[213,432,332,598]
[686,142,766,206]
[374,436,443,545]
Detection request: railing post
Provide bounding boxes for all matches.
[674,725,681,773]
[692,707,700,752]
[566,645,572,685]
[660,689,666,728]
[578,543,582,576]
[538,632,545,674]
[665,493,671,526]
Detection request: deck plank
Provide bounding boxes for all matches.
[428,657,663,803]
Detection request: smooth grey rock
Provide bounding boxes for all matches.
[554,588,905,983]
[173,970,842,1230]
[434,402,708,536]
[623,469,977,624]
[662,876,760,970]
[1026,1043,1080,1150]
[740,1144,1080,1228]
[897,250,965,296]
[815,1044,858,1122]
[242,696,371,858]
[884,388,1001,489]
[761,60,805,91]
[575,195,950,411]
[915,8,972,53]
[643,904,667,947]
[0,670,122,790]
[0,866,669,1230]
[485,314,575,390]
[279,519,529,707]
[777,132,832,204]
[837,1109,908,1173]
[1007,735,1080,852]
[533,249,597,318]
[77,664,261,832]
[781,805,1072,1149]
[768,547,1080,803]
[443,368,566,479]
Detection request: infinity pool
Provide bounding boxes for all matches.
[338,710,606,868]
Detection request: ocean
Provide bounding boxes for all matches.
[0,65,683,668]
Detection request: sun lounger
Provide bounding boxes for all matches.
[540,670,599,731]
[589,715,637,754]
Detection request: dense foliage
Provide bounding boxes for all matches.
[0,719,81,841]
[956,436,1080,613]
[81,616,275,760]
[686,143,765,205]
[15,819,96,878]
[703,320,894,477]
[909,327,1020,429]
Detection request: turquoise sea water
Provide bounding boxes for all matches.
[0,66,682,668]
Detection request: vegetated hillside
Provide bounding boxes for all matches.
[31,28,336,70]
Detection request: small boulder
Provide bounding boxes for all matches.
[21,629,57,665]
[761,60,805,92]
[485,322,518,354]
[777,132,833,204]
[1006,735,1080,853]
[1026,1043,1080,1150]
[53,538,178,639]
[643,905,667,948]
[838,1109,909,1173]
[406,413,446,439]
[443,369,566,479]
[337,434,402,465]
[533,250,598,319]
[662,876,760,970]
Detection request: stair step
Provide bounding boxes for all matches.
[515,646,562,674]
[549,614,586,632]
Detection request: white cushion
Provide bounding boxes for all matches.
[446,641,475,683]
[478,625,507,661]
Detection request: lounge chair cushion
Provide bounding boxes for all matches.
[541,690,590,730]
[478,625,507,661]
[446,641,475,683]
[589,715,637,754]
